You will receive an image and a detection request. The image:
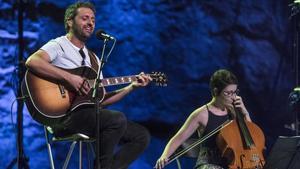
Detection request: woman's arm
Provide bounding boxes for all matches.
[155,108,205,169]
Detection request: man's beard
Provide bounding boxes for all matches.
[72,23,92,42]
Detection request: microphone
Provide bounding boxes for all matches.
[290,0,300,18]
[95,29,115,40]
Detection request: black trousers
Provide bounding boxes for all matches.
[52,106,150,169]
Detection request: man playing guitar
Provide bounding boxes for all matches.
[24,2,153,169]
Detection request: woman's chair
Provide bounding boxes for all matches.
[175,138,200,169]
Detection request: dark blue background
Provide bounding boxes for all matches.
[0,0,298,168]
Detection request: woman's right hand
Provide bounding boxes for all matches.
[155,156,169,169]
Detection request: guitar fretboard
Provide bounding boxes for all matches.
[100,75,138,87]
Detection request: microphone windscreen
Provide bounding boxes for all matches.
[95,29,106,40]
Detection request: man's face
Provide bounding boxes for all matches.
[70,7,95,42]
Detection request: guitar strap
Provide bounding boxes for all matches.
[87,49,100,73]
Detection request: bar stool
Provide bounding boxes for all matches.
[44,126,95,169]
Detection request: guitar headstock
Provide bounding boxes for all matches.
[150,72,167,87]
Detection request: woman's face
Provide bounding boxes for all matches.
[217,84,238,107]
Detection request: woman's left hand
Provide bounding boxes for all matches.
[233,96,251,121]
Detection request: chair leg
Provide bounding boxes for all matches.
[79,141,82,169]
[88,143,95,157]
[87,143,95,169]
[46,142,56,169]
[62,141,77,169]
[44,127,55,169]
[176,158,182,169]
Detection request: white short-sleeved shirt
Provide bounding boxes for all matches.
[41,36,99,69]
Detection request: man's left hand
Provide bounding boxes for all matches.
[132,72,152,88]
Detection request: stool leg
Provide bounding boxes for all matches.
[88,143,95,157]
[176,158,182,169]
[87,143,95,169]
[46,140,55,169]
[44,127,55,169]
[62,141,77,169]
[79,141,82,169]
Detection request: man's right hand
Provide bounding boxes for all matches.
[66,74,90,95]
[26,50,91,96]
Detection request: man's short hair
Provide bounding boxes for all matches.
[209,69,238,96]
[64,2,96,33]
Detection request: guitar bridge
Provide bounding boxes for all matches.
[58,84,66,98]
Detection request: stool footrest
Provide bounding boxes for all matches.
[53,133,90,142]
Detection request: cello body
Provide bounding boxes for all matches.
[216,114,265,169]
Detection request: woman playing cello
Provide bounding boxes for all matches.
[155,69,260,169]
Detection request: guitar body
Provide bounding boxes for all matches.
[22,66,105,126]
[22,66,167,126]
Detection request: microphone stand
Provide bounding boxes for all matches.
[6,0,30,168]
[290,1,300,136]
[286,138,300,169]
[93,39,108,169]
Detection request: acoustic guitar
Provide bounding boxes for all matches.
[21,66,167,126]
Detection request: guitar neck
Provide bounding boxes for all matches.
[100,75,140,87]
[96,72,167,87]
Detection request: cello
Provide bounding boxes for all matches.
[216,106,265,169]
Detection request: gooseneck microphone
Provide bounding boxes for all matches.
[95,29,115,40]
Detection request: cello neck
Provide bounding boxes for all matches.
[235,108,255,148]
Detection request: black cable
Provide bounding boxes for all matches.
[10,97,29,152]
[7,96,28,169]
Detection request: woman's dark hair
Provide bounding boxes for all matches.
[64,2,96,33]
[209,69,238,96]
